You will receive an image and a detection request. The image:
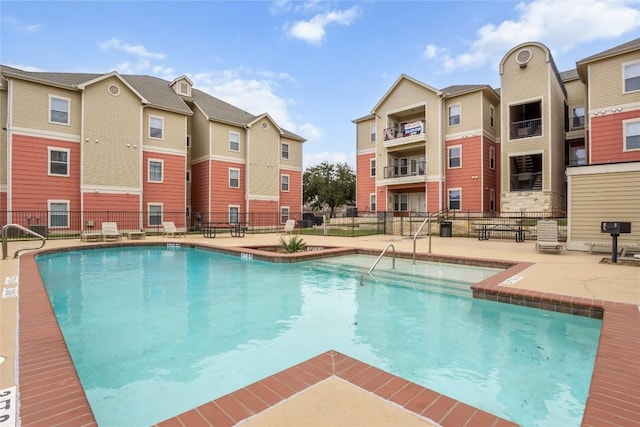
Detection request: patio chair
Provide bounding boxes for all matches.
[101,222,122,241]
[535,220,562,253]
[162,221,186,237]
[280,219,296,235]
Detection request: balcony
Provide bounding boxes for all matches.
[510,118,542,139]
[383,161,426,183]
[383,120,426,148]
[510,171,542,192]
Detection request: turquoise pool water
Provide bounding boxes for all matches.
[37,246,601,427]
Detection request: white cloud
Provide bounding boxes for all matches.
[3,16,42,33]
[286,6,360,45]
[303,151,355,169]
[423,44,439,59]
[299,123,322,141]
[433,0,640,72]
[99,38,166,60]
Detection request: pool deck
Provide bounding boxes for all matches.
[1,233,639,426]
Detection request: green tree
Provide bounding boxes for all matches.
[303,161,356,218]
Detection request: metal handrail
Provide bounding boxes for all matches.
[360,243,395,285]
[2,224,46,259]
[413,209,447,262]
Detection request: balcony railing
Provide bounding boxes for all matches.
[384,161,426,179]
[510,171,542,191]
[570,115,585,130]
[510,118,542,139]
[384,120,426,141]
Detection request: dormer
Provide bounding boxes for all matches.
[170,75,193,97]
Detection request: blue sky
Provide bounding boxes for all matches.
[2,1,639,168]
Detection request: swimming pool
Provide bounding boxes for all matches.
[36,246,601,427]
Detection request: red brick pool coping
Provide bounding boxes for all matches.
[15,245,640,426]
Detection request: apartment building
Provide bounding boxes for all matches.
[353,75,500,215]
[0,66,305,232]
[355,38,639,228]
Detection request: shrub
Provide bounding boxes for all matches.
[279,235,306,253]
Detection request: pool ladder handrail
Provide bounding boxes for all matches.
[412,209,447,263]
[2,224,47,260]
[360,243,395,285]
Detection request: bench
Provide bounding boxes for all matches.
[125,231,146,240]
[474,223,526,242]
[201,222,247,238]
[585,241,640,256]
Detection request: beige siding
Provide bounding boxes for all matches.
[444,92,482,134]
[189,106,210,160]
[569,170,640,243]
[211,122,245,160]
[83,77,141,188]
[549,70,566,199]
[564,79,586,115]
[247,122,279,197]
[280,135,303,166]
[589,51,640,110]
[482,93,500,138]
[356,118,376,152]
[11,79,82,135]
[143,108,187,152]
[0,88,6,186]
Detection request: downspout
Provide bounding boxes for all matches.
[245,125,250,224]
[208,122,212,220]
[139,104,145,228]
[6,79,13,221]
[480,93,484,211]
[437,91,445,211]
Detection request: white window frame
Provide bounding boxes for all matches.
[370,124,376,142]
[228,205,240,224]
[489,105,495,128]
[186,169,191,182]
[280,207,290,223]
[393,194,408,212]
[448,188,461,210]
[623,119,640,152]
[148,159,164,183]
[149,115,164,139]
[281,174,290,192]
[489,146,495,170]
[148,203,163,226]
[370,193,376,212]
[370,158,376,177]
[281,143,289,160]
[489,188,495,212]
[229,168,240,188]
[48,200,69,228]
[448,103,461,126]
[448,145,462,169]
[49,95,70,125]
[48,147,70,177]
[229,132,240,152]
[623,61,640,94]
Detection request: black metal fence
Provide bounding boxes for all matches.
[0,210,566,241]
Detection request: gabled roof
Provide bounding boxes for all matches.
[0,65,304,140]
[559,69,579,83]
[370,74,442,113]
[576,38,640,82]
[440,84,500,100]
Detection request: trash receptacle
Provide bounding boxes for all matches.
[347,207,358,217]
[439,221,452,237]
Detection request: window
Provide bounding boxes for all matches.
[49,96,69,125]
[624,120,640,151]
[49,148,69,176]
[149,116,163,139]
[489,105,495,128]
[624,62,640,93]
[448,104,460,126]
[370,124,376,142]
[229,206,239,224]
[393,194,408,211]
[49,201,69,227]
[370,194,376,212]
[186,135,191,148]
[370,159,376,177]
[281,143,289,160]
[448,189,461,210]
[186,170,191,182]
[571,106,585,129]
[148,160,163,182]
[489,146,495,170]
[280,207,290,223]
[229,132,240,151]
[489,189,495,212]
[281,174,289,192]
[448,146,461,168]
[229,168,240,188]
[148,204,162,226]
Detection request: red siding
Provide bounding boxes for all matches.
[356,153,376,212]
[280,170,302,213]
[143,152,186,213]
[445,136,482,211]
[426,182,439,212]
[591,111,640,164]
[11,134,80,211]
[191,161,210,220]
[211,160,245,213]
[482,138,500,213]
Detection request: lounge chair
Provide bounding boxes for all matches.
[162,221,186,237]
[101,222,122,241]
[535,220,562,253]
[280,219,296,235]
